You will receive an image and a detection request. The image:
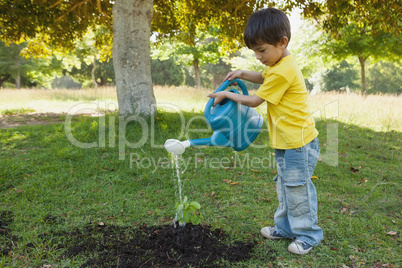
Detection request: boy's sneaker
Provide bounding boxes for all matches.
[288,239,313,255]
[260,226,284,240]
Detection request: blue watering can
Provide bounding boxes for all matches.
[164,79,263,155]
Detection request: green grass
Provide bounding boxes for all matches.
[0,108,35,116]
[0,109,400,267]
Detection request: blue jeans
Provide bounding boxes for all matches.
[273,137,323,246]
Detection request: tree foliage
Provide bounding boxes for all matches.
[152,28,223,87]
[367,61,402,95]
[296,0,401,94]
[152,0,273,50]
[0,0,113,52]
[299,0,401,37]
[0,0,276,59]
[319,24,401,62]
[0,41,63,88]
[2,0,399,63]
[317,23,401,94]
[151,58,186,86]
[322,60,358,92]
[151,1,285,88]
[0,41,26,87]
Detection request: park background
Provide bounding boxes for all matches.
[0,1,401,267]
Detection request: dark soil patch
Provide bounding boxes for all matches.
[40,221,267,267]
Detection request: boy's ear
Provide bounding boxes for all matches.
[279,36,289,48]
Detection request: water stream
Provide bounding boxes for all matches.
[172,153,184,228]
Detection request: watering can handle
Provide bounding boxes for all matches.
[205,79,248,119]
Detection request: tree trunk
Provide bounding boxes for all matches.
[113,0,156,117]
[358,56,367,95]
[194,58,201,88]
[91,58,97,89]
[16,68,21,89]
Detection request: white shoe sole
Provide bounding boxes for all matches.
[260,227,283,240]
[288,241,313,255]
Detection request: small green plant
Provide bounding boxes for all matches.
[175,196,202,226]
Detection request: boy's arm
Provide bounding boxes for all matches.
[224,70,264,84]
[207,91,265,108]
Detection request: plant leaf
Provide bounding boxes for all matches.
[190,215,200,225]
[190,201,201,209]
[183,213,190,223]
[176,204,183,211]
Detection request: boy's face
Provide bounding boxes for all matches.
[251,40,288,67]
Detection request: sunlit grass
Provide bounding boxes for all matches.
[0,87,117,114]
[0,86,401,132]
[308,92,401,132]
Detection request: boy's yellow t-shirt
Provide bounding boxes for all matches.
[256,55,318,149]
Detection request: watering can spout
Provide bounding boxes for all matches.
[188,131,233,148]
[164,132,232,155]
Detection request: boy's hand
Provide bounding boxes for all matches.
[223,70,265,85]
[224,71,243,84]
[207,91,227,107]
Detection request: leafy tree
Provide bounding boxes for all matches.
[318,24,400,94]
[367,61,402,95]
[73,29,102,89]
[94,59,115,87]
[300,0,401,37]
[203,59,232,88]
[0,41,62,88]
[64,28,115,88]
[322,60,358,92]
[26,55,64,88]
[151,58,185,86]
[152,29,222,88]
[0,41,28,88]
[300,0,401,94]
[0,42,15,87]
[67,58,115,88]
[288,17,401,94]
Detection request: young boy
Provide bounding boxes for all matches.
[207,7,323,255]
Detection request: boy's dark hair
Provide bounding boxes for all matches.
[244,8,291,48]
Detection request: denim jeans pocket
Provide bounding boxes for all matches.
[284,182,310,217]
[283,148,308,186]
